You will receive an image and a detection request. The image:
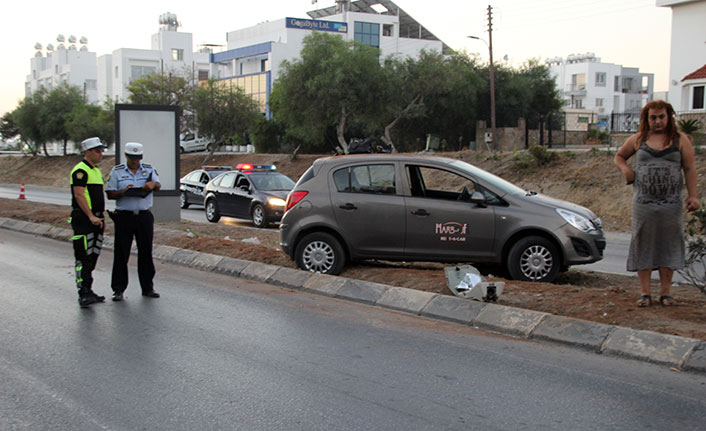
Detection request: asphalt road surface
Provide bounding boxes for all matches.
[1,230,706,430]
[0,183,681,279]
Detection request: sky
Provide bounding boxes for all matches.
[0,0,673,116]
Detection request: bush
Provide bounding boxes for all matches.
[528,145,557,165]
[587,128,609,142]
[679,202,706,296]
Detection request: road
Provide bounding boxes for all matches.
[1,230,705,430]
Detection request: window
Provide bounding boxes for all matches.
[622,77,633,92]
[85,79,97,90]
[172,48,184,61]
[115,66,119,79]
[130,66,156,82]
[614,76,620,91]
[596,98,603,107]
[261,59,268,72]
[55,65,59,74]
[198,70,209,81]
[333,164,396,194]
[571,73,585,91]
[595,72,606,87]
[693,86,705,110]
[383,24,393,37]
[219,173,236,189]
[354,21,380,48]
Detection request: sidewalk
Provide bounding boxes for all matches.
[3,216,705,374]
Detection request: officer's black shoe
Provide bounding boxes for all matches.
[78,295,97,308]
[89,291,106,302]
[112,291,124,302]
[142,291,160,298]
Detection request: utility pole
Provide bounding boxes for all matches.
[487,5,497,150]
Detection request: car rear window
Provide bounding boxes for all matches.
[333,164,396,194]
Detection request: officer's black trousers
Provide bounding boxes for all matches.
[71,210,104,293]
[111,211,155,294]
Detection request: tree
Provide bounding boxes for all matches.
[65,102,114,147]
[12,89,47,156]
[0,112,20,141]
[191,79,259,162]
[127,71,194,131]
[41,83,85,155]
[270,32,386,153]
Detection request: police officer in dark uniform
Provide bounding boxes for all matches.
[70,137,107,307]
[106,142,161,301]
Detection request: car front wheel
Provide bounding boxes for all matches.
[251,204,267,228]
[180,192,189,209]
[507,236,560,283]
[205,199,221,223]
[295,232,345,275]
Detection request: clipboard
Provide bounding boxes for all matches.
[123,187,151,198]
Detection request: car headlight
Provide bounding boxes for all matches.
[556,208,598,233]
[268,197,286,207]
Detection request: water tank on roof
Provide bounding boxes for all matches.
[159,12,180,31]
[34,42,42,50]
[68,35,76,43]
[57,34,65,43]
[69,45,77,51]
[47,43,54,51]
[80,46,88,51]
[79,36,87,44]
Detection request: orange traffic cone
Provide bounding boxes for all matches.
[18,183,26,200]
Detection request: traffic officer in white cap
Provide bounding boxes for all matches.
[105,142,161,301]
[70,137,108,307]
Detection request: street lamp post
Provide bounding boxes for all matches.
[468,35,496,150]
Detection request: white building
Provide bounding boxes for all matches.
[658,0,706,113]
[26,36,98,104]
[547,53,654,130]
[98,13,211,103]
[213,0,449,117]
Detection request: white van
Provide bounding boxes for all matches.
[180,131,215,153]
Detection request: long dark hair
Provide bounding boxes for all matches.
[635,100,679,150]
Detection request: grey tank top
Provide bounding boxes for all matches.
[633,140,683,207]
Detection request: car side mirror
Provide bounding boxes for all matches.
[470,191,487,206]
[239,185,250,193]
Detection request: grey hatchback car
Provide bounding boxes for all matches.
[280,155,605,282]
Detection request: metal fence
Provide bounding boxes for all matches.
[525,112,567,148]
[610,112,641,133]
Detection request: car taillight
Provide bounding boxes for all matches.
[284,191,308,212]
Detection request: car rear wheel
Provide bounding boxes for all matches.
[251,204,267,228]
[205,199,221,223]
[507,236,560,283]
[180,147,185,154]
[295,232,345,275]
[180,192,189,209]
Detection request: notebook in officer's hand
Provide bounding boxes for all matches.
[123,187,151,198]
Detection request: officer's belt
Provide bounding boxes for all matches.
[114,209,151,215]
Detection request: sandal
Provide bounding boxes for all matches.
[659,296,677,306]
[636,295,652,308]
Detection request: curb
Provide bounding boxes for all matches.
[3,216,705,374]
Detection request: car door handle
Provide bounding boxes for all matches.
[411,209,430,216]
[339,203,357,210]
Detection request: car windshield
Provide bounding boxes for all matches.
[248,172,295,191]
[449,160,526,196]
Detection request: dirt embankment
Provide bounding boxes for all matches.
[1,149,706,340]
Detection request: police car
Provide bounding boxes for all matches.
[203,164,296,228]
[179,166,231,208]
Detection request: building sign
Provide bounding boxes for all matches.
[286,18,348,33]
